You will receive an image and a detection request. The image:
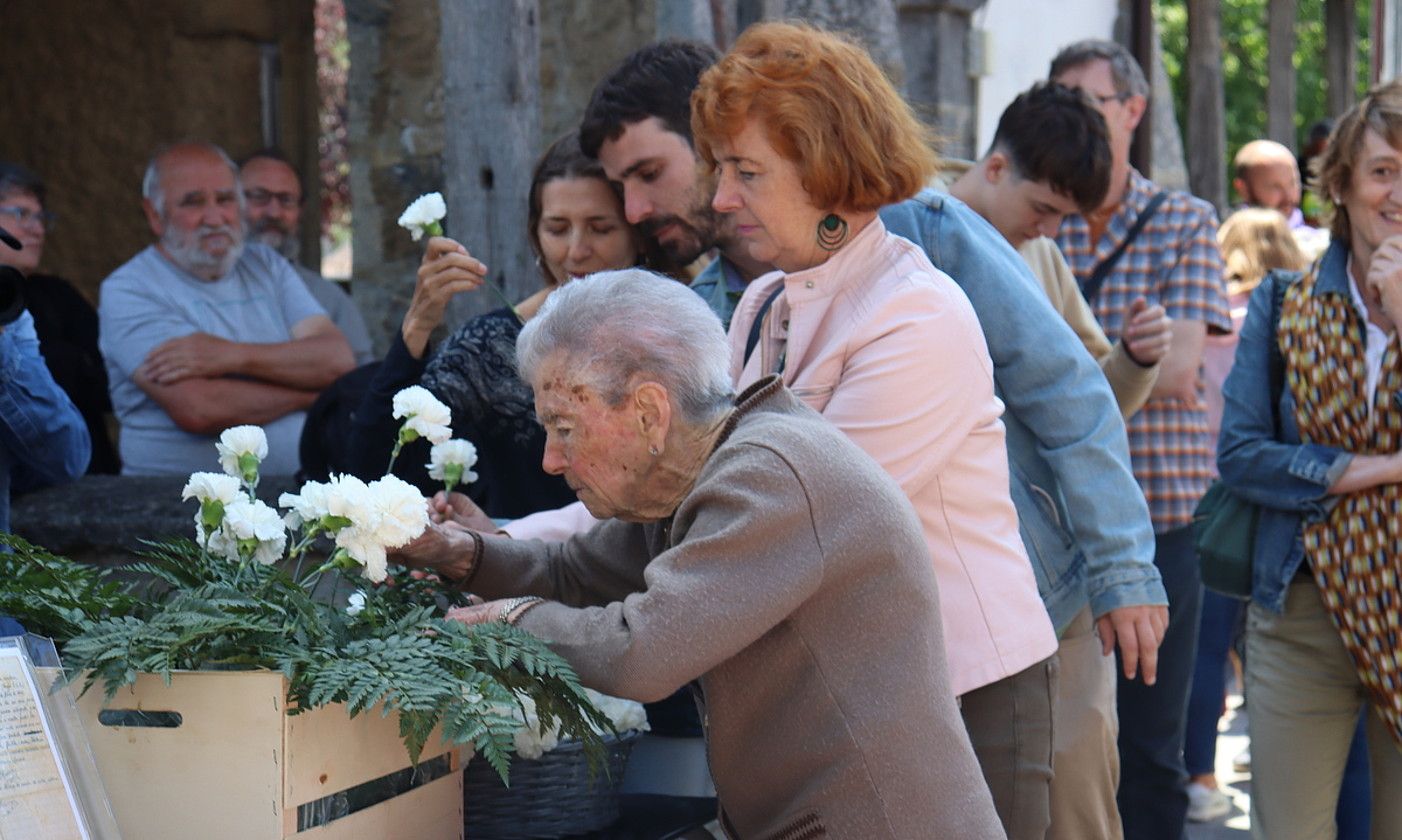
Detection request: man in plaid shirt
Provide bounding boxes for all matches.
[1051,40,1231,840]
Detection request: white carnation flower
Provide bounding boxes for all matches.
[346,591,367,616]
[325,474,379,532]
[181,472,243,505]
[279,480,332,530]
[216,425,269,482]
[217,498,288,565]
[337,529,389,583]
[392,386,453,444]
[586,689,650,734]
[397,192,447,241]
[366,475,429,548]
[501,689,648,760]
[183,471,245,543]
[426,439,479,491]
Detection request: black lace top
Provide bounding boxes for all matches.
[341,307,574,518]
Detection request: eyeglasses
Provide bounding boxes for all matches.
[0,205,55,230]
[245,188,300,210]
[1093,91,1133,106]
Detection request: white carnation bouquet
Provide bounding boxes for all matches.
[508,689,649,760]
[20,388,613,779]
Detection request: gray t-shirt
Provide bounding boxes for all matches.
[294,264,376,365]
[98,243,326,476]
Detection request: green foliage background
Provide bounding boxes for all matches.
[1155,0,1373,198]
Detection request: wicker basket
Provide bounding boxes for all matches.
[463,730,642,839]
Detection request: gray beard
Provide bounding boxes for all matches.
[253,226,301,263]
[162,226,246,280]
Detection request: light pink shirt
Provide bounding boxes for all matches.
[728,219,1056,695]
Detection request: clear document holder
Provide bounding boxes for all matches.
[0,634,122,839]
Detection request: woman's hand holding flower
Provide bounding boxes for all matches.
[402,236,488,358]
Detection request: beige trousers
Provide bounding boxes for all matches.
[1246,578,1402,840]
[1047,606,1123,840]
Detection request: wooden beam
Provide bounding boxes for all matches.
[1186,0,1226,212]
[1327,0,1357,117]
[1267,0,1297,150]
[436,0,541,323]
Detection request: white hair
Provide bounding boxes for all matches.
[517,269,735,426]
[141,142,243,218]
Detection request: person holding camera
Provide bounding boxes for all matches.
[0,261,90,532]
[0,162,120,474]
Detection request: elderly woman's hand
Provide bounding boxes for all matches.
[388,519,480,583]
[429,490,500,532]
[444,600,504,626]
[401,236,488,358]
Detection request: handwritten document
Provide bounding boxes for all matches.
[0,647,85,839]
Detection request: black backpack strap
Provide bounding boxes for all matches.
[1081,190,1170,304]
[743,285,786,369]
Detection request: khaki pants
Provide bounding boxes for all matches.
[1048,607,1123,840]
[1247,578,1402,840]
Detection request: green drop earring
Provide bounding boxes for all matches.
[816,213,849,251]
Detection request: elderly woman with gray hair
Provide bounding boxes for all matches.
[394,269,1003,838]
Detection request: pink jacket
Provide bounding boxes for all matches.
[728,219,1057,695]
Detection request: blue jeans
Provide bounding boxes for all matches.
[1118,525,1202,840]
[1183,589,1243,776]
[1336,711,1371,840]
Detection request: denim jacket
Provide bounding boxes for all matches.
[0,309,90,533]
[877,190,1163,633]
[1216,242,1354,614]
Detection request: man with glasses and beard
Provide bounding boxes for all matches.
[98,142,354,476]
[239,150,374,365]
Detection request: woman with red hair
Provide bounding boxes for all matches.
[694,21,1058,839]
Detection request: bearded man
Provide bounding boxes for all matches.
[239,150,374,364]
[98,142,353,476]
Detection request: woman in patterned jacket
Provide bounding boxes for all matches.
[1217,80,1402,840]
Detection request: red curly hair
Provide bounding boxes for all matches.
[690,22,939,213]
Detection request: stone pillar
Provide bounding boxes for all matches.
[898,1,986,161]
[344,0,446,353]
[658,0,716,42]
[784,0,906,88]
[438,0,542,324]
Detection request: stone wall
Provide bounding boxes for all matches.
[0,0,319,302]
[347,0,657,353]
[11,474,301,568]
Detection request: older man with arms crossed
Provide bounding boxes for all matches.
[99,142,354,476]
[239,149,375,366]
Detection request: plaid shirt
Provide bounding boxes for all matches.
[1056,170,1231,531]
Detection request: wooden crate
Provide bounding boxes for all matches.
[70,670,462,840]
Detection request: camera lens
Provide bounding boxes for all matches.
[0,266,26,327]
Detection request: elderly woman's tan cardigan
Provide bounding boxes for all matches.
[467,377,1005,839]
